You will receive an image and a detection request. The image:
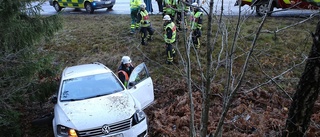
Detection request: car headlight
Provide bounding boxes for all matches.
[57,125,78,137]
[132,109,146,126]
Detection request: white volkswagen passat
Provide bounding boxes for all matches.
[52,62,154,137]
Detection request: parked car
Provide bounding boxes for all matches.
[235,0,320,16]
[52,62,154,137]
[48,0,115,14]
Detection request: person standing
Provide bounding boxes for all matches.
[130,0,142,34]
[137,3,155,45]
[163,15,177,65]
[156,0,163,14]
[163,0,177,21]
[176,0,190,31]
[118,56,135,87]
[190,2,203,49]
[144,0,153,14]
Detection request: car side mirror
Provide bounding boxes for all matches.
[51,95,57,104]
[129,82,136,86]
[128,82,136,89]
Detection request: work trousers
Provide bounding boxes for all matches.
[144,0,153,13]
[156,0,163,12]
[176,11,187,30]
[130,8,140,32]
[140,26,154,45]
[192,29,201,49]
[166,43,176,63]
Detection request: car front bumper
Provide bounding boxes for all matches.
[53,118,148,137]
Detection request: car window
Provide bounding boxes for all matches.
[60,72,124,101]
[128,63,149,86]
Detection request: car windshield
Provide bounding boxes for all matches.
[60,72,124,101]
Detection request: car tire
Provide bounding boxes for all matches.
[85,2,94,14]
[53,2,62,12]
[107,6,113,9]
[31,112,54,126]
[256,3,274,16]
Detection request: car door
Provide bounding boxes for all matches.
[127,63,154,109]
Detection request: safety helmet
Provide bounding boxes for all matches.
[191,2,198,7]
[163,15,171,21]
[140,3,146,8]
[122,56,132,64]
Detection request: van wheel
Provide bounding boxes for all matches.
[85,2,94,14]
[53,2,62,12]
[256,3,273,16]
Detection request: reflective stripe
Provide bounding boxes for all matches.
[242,0,252,3]
[140,10,151,27]
[164,0,176,14]
[118,70,129,86]
[118,70,129,81]
[191,11,203,30]
[283,0,291,4]
[164,22,177,44]
[130,0,141,8]
[55,0,86,8]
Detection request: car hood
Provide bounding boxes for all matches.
[55,91,136,130]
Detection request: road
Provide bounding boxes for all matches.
[39,0,317,16]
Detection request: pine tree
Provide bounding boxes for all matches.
[0,0,62,136]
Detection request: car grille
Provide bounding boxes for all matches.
[77,118,132,137]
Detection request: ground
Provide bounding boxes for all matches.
[27,15,320,137]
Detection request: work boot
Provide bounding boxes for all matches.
[141,41,147,46]
[130,29,135,34]
[166,61,173,65]
[147,35,153,41]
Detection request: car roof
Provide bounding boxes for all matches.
[62,62,113,80]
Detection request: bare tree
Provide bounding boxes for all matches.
[283,21,320,137]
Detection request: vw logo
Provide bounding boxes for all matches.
[101,124,111,135]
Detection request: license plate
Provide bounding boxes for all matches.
[107,133,123,137]
[105,1,111,4]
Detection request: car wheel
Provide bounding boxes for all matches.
[53,2,62,12]
[85,2,94,14]
[256,3,274,16]
[107,6,113,9]
[31,112,54,126]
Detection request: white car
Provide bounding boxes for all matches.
[52,62,154,137]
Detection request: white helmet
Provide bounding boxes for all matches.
[163,15,171,21]
[140,3,146,8]
[121,56,132,64]
[191,2,198,7]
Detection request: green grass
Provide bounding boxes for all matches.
[31,14,320,136]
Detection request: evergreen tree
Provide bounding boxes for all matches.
[0,0,62,136]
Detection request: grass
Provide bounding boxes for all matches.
[32,14,320,136]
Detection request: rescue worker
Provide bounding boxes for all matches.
[176,0,190,31]
[190,2,203,49]
[130,0,142,34]
[163,0,177,21]
[137,3,155,45]
[163,15,177,65]
[118,56,134,87]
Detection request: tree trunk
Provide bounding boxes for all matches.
[283,21,320,137]
[200,0,214,136]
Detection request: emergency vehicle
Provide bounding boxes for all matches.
[49,0,116,14]
[235,0,320,16]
